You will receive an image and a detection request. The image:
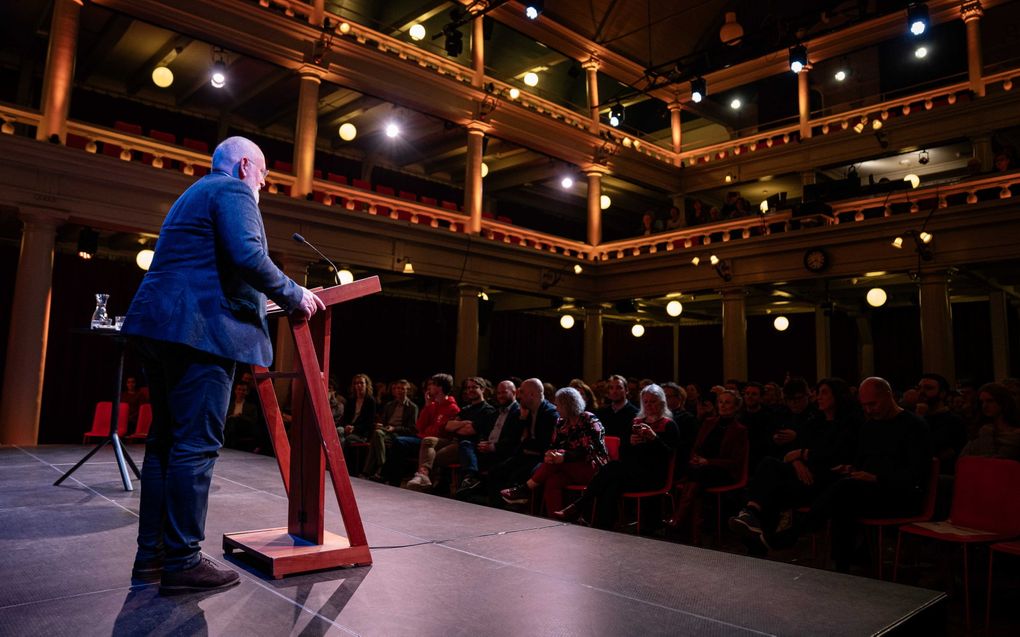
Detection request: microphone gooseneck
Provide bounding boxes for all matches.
[291,233,341,285]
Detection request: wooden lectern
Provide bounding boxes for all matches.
[223,277,381,578]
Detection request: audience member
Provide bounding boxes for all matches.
[456,380,521,498]
[223,382,263,452]
[665,206,683,230]
[500,387,607,514]
[769,377,814,458]
[381,373,459,486]
[916,373,967,474]
[740,381,776,468]
[364,379,419,479]
[569,378,597,412]
[487,378,558,507]
[684,383,701,413]
[663,382,699,460]
[327,376,345,428]
[556,384,679,532]
[960,382,1020,460]
[688,199,707,226]
[596,375,639,439]
[340,373,377,467]
[122,375,150,432]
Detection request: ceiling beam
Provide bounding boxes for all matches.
[77,14,133,81]
[226,66,292,111]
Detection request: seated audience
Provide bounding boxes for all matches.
[555,384,680,532]
[596,375,639,440]
[665,206,683,230]
[961,382,1020,460]
[740,381,777,469]
[224,382,263,452]
[340,373,377,467]
[500,387,608,514]
[486,378,558,507]
[768,377,815,458]
[122,375,149,432]
[456,380,521,498]
[364,379,419,479]
[663,382,699,457]
[916,373,967,474]
[569,378,597,412]
[381,373,459,486]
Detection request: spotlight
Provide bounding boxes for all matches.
[560,315,575,329]
[914,45,928,59]
[409,23,426,41]
[525,0,544,20]
[666,300,683,317]
[690,77,706,103]
[918,149,930,165]
[609,101,624,127]
[210,60,226,88]
[508,87,520,99]
[730,97,742,110]
[479,291,489,301]
[690,256,701,266]
[919,231,933,244]
[759,200,769,213]
[773,316,790,331]
[724,173,734,183]
[631,323,645,338]
[561,176,574,189]
[135,248,154,271]
[573,264,583,275]
[871,119,883,130]
[337,268,354,285]
[892,236,904,249]
[401,258,414,274]
[77,227,99,260]
[338,122,357,141]
[853,120,866,134]
[789,45,807,74]
[385,122,400,138]
[834,69,847,82]
[600,195,611,210]
[481,162,489,178]
[904,174,920,189]
[907,3,929,37]
[523,72,539,87]
[709,254,720,266]
[151,66,174,88]
[444,28,463,57]
[866,287,887,308]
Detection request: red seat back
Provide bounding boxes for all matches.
[327,173,348,185]
[132,404,153,438]
[399,190,417,201]
[950,457,1020,535]
[352,178,371,191]
[605,435,620,461]
[375,184,395,196]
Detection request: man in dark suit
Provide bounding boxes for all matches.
[121,137,324,595]
[485,378,559,507]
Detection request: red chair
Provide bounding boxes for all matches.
[563,436,621,515]
[82,402,129,443]
[326,172,348,185]
[621,452,677,534]
[126,404,152,442]
[894,456,1020,627]
[704,447,750,544]
[351,178,372,190]
[374,185,395,218]
[858,457,940,579]
[987,540,1020,629]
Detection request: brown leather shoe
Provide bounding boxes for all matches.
[159,557,240,596]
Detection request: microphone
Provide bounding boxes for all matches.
[292,233,340,285]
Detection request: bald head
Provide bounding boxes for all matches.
[859,376,898,420]
[519,378,544,411]
[212,136,267,201]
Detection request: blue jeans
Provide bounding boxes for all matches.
[458,439,480,475]
[132,337,235,572]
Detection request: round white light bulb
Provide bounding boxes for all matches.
[508,87,520,99]
[523,72,539,87]
[480,162,489,178]
[560,315,575,329]
[152,66,174,88]
[914,46,928,59]
[631,323,645,338]
[409,24,426,41]
[337,269,354,285]
[135,249,155,271]
[385,123,400,138]
[666,300,683,317]
[338,122,357,141]
[730,98,742,110]
[904,174,920,189]
[834,70,847,82]
[561,176,574,189]
[600,194,611,210]
[773,315,790,331]
[866,288,888,307]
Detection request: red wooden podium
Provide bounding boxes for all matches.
[223,277,381,578]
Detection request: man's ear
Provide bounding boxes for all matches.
[237,156,250,179]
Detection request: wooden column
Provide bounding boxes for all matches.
[583,306,603,383]
[918,270,956,383]
[309,0,325,26]
[815,306,831,381]
[292,67,322,199]
[36,0,80,143]
[464,121,486,235]
[721,288,748,382]
[584,164,608,247]
[989,291,1010,380]
[962,1,985,97]
[0,210,64,445]
[471,15,485,88]
[455,284,480,382]
[582,57,600,133]
[669,100,683,161]
[798,65,812,140]
[273,253,307,408]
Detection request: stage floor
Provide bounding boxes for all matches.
[0,445,948,636]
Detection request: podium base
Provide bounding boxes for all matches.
[223,527,372,579]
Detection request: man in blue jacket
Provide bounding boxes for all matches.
[121,136,324,595]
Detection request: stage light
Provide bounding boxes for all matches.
[914,45,928,59]
[666,300,683,317]
[338,122,357,141]
[690,77,706,103]
[401,259,414,274]
[409,23,426,41]
[904,174,920,189]
[631,323,645,338]
[600,194,611,210]
[919,231,933,244]
[561,176,574,189]
[892,236,904,249]
[724,173,734,183]
[759,200,769,213]
[573,264,583,275]
[789,45,807,74]
[872,119,883,130]
[479,291,489,301]
[151,66,174,88]
[525,0,544,20]
[867,287,887,307]
[337,268,354,285]
[338,22,351,34]
[853,120,866,134]
[385,122,400,138]
[834,69,847,82]
[709,254,720,266]
[907,3,929,37]
[773,316,790,331]
[523,72,539,87]
[691,256,700,266]
[508,87,520,99]
[77,227,98,260]
[210,60,226,88]
[481,162,489,178]
[560,314,575,329]
[609,101,624,127]
[730,97,742,110]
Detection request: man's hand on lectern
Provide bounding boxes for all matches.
[295,286,326,319]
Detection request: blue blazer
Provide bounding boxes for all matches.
[122,172,304,367]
